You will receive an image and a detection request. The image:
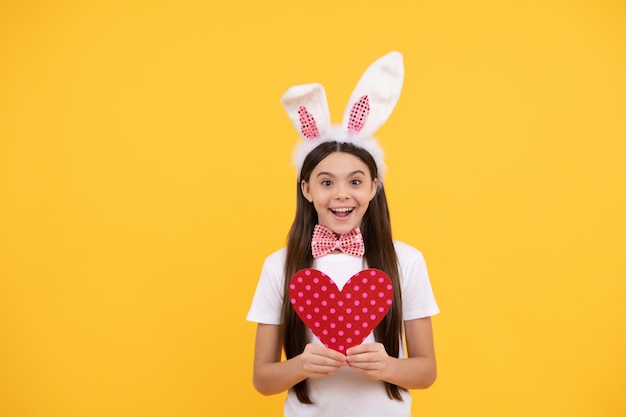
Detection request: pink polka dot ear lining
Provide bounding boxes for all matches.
[289,268,394,353]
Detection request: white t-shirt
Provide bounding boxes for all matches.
[247,241,439,417]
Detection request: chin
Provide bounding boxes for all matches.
[331,223,359,235]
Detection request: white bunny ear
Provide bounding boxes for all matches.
[341,51,404,138]
[280,83,331,140]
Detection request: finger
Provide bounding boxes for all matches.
[307,344,348,359]
[312,355,347,368]
[312,347,348,364]
[305,362,346,377]
[346,343,381,356]
[307,364,341,374]
[347,349,382,362]
[347,359,381,370]
[346,354,377,365]
[304,350,347,368]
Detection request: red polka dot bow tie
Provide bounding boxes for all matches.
[311,225,365,258]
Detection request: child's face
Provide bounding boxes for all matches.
[301,152,378,236]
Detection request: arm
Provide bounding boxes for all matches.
[252,323,348,396]
[345,317,437,389]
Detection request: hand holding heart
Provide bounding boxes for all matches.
[290,268,395,381]
[345,342,391,380]
[298,343,347,379]
[298,342,391,381]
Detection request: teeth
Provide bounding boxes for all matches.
[332,208,353,213]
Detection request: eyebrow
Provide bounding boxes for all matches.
[316,170,366,178]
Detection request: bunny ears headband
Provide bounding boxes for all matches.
[280,51,405,182]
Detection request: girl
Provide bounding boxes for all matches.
[247,52,439,417]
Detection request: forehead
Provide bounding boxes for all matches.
[312,152,370,175]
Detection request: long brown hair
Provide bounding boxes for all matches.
[281,141,404,404]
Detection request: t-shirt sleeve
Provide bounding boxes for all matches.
[246,251,285,325]
[398,243,440,321]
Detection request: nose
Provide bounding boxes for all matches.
[334,183,349,199]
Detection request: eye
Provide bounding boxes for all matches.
[351,179,362,186]
[321,180,333,187]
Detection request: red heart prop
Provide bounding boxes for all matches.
[289,268,393,353]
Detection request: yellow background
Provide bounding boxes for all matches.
[1,0,625,416]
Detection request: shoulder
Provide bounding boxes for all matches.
[392,240,428,278]
[392,241,439,318]
[393,240,426,263]
[261,247,287,270]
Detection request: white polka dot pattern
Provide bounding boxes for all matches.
[289,268,394,353]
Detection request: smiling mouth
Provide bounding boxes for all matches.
[331,208,354,218]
